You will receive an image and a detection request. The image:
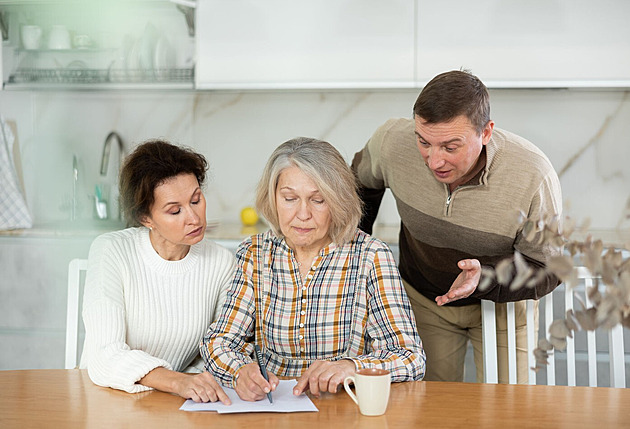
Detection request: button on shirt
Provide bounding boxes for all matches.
[201,229,425,387]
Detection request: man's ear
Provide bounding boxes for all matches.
[481,120,495,146]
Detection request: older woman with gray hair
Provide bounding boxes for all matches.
[201,137,425,402]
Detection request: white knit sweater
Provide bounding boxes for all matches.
[79,227,235,393]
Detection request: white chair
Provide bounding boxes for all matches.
[482,266,627,387]
[481,300,537,384]
[65,258,88,369]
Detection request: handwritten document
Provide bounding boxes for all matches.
[179,379,318,414]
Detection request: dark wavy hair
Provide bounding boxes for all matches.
[413,69,491,134]
[119,139,208,226]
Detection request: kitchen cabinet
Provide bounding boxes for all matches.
[0,235,94,370]
[416,0,630,88]
[195,0,416,90]
[3,1,629,91]
[0,0,194,90]
[196,0,630,90]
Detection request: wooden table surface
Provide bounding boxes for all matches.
[1,369,628,428]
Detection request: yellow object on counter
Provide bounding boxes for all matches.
[240,207,259,226]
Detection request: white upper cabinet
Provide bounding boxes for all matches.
[4,1,629,90]
[195,0,415,90]
[416,0,630,88]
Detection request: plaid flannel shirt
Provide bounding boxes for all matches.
[201,229,425,387]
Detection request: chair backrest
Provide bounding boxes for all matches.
[482,299,537,384]
[482,266,627,387]
[65,258,88,369]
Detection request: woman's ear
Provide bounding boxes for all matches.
[140,217,153,230]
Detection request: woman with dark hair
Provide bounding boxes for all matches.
[80,140,234,404]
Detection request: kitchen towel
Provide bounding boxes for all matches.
[0,116,32,230]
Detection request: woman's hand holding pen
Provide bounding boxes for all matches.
[234,362,279,402]
[293,359,356,397]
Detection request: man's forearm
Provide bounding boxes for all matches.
[357,185,385,234]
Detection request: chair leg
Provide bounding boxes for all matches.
[526,300,536,385]
[609,325,626,388]
[506,302,517,384]
[482,300,498,384]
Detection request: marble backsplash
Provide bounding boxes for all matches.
[1,88,629,232]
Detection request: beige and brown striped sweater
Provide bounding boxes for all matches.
[352,118,563,305]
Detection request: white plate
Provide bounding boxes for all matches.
[138,23,158,75]
[126,40,139,76]
[154,36,176,80]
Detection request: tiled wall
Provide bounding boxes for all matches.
[1,88,629,229]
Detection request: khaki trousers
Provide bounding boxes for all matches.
[403,279,538,384]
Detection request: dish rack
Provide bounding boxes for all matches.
[9,67,194,84]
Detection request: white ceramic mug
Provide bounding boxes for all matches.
[21,25,42,49]
[73,34,92,49]
[48,25,71,50]
[343,368,391,416]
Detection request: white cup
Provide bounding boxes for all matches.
[73,34,92,49]
[48,25,71,50]
[343,368,391,416]
[21,25,42,50]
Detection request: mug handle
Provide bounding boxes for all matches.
[343,376,359,406]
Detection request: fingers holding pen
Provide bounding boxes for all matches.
[234,362,278,402]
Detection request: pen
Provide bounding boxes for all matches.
[253,344,273,404]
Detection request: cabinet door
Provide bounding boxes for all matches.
[0,236,93,370]
[195,0,415,89]
[416,0,630,88]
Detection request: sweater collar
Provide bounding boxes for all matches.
[138,227,201,275]
[479,133,500,186]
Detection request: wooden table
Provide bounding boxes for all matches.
[1,369,628,428]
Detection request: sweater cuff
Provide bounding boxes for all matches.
[88,351,173,394]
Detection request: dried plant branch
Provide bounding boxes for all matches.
[491,212,630,372]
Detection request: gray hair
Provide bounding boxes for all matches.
[255,137,362,244]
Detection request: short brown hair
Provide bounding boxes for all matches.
[255,137,362,244]
[119,140,208,226]
[413,70,490,134]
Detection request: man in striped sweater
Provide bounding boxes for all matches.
[352,70,563,384]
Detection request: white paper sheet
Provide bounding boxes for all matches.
[179,379,318,414]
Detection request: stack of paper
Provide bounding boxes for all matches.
[179,379,318,414]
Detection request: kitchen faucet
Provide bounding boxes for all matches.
[97,131,125,219]
[100,131,124,176]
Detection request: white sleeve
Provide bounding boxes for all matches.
[80,234,171,393]
[184,243,236,375]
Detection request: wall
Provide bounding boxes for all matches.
[1,87,629,231]
[1,86,629,371]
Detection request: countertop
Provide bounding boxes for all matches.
[0,220,264,242]
[0,221,628,250]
